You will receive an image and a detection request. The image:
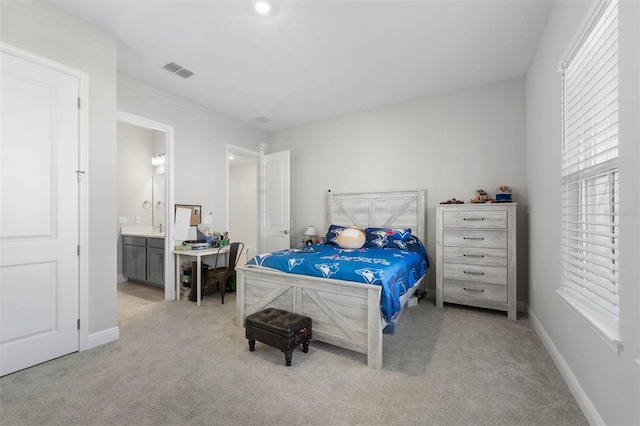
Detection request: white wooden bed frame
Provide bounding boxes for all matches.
[236,190,426,369]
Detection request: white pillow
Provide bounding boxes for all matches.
[336,226,366,249]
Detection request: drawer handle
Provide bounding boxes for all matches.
[463,287,485,293]
[463,270,484,275]
[463,217,484,221]
[463,237,484,240]
[463,254,484,258]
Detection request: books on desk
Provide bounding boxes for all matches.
[190,243,209,250]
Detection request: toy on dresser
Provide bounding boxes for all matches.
[470,189,493,203]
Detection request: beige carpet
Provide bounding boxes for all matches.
[0,282,587,425]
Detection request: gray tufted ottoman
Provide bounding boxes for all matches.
[245,308,312,366]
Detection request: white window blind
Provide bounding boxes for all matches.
[560,0,619,320]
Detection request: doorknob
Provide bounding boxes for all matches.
[282,230,289,234]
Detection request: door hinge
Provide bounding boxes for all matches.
[77,245,80,256]
[77,319,80,330]
[77,97,81,109]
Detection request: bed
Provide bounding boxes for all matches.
[236,190,427,369]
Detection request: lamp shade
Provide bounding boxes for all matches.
[304,226,318,236]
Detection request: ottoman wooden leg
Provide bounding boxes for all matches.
[284,349,293,366]
[302,340,309,353]
[248,338,256,351]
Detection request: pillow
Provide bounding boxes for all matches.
[322,224,346,246]
[364,227,412,249]
[336,226,366,249]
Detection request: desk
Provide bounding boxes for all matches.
[173,245,229,306]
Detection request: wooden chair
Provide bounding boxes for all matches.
[204,242,244,304]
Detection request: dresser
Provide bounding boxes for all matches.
[436,203,517,320]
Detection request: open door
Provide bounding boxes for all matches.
[1,49,80,375]
[259,151,290,253]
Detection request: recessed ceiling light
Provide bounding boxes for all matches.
[255,1,270,14]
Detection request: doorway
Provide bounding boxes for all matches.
[227,145,259,262]
[117,112,175,302]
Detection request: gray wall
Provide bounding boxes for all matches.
[268,77,528,300]
[525,1,640,424]
[1,1,119,335]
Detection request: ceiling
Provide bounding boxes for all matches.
[51,0,553,132]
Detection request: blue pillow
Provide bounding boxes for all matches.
[322,224,346,245]
[364,227,412,249]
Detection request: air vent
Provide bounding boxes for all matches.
[163,62,194,79]
[252,116,272,124]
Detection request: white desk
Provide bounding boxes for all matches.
[173,245,229,306]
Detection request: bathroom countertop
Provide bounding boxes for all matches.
[122,232,165,239]
[120,226,164,239]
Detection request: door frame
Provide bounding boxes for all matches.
[1,42,90,350]
[117,111,176,300]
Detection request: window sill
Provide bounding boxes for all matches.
[556,288,623,355]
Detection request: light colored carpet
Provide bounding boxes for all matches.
[0,283,587,426]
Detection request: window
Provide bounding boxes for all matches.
[560,0,619,334]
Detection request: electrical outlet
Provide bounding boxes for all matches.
[532,280,536,292]
[118,217,127,224]
[135,216,141,223]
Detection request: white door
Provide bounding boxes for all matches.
[0,51,80,376]
[259,151,290,253]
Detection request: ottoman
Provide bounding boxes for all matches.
[245,308,312,366]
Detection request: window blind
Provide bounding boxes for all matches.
[560,0,619,320]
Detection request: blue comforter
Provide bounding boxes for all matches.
[246,242,429,322]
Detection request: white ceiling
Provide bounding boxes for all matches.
[51,0,553,132]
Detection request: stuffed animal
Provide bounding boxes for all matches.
[471,189,493,203]
[336,226,366,249]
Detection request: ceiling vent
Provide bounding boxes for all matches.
[163,62,194,79]
[252,116,272,124]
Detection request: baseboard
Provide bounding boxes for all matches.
[117,274,127,283]
[87,326,120,350]
[528,307,604,426]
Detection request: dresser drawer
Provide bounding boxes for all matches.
[443,229,506,249]
[443,209,507,229]
[443,280,507,305]
[443,246,507,267]
[443,263,507,285]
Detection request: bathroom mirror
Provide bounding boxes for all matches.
[152,174,165,227]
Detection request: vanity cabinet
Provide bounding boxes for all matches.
[435,203,517,320]
[146,238,165,286]
[123,236,164,287]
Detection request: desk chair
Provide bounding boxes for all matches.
[204,242,244,304]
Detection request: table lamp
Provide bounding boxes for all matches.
[303,226,318,245]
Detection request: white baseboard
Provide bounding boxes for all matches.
[117,274,128,283]
[86,326,120,350]
[528,307,604,426]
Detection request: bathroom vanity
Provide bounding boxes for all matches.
[122,233,165,287]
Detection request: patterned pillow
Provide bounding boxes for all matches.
[322,224,346,245]
[364,227,412,249]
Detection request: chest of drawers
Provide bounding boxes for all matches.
[435,203,517,320]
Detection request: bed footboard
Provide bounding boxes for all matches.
[236,266,384,369]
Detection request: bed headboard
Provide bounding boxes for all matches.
[327,190,427,244]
